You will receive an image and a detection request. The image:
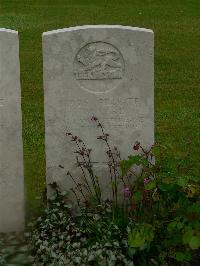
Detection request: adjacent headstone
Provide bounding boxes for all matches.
[0,29,24,232]
[43,25,154,201]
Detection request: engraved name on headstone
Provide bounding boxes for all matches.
[43,25,154,201]
[0,29,24,232]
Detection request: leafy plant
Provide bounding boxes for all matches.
[28,190,133,265]
[120,142,200,265]
[26,117,200,265]
[0,232,33,265]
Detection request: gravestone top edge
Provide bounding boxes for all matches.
[43,25,154,36]
[0,28,18,34]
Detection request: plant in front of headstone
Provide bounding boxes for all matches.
[65,116,126,209]
[28,117,199,265]
[64,117,200,264]
[65,115,139,210]
[120,142,200,265]
[0,232,33,265]
[28,187,133,265]
[65,130,102,205]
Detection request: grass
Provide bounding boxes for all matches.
[0,0,199,216]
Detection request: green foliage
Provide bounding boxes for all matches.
[182,229,200,250]
[26,141,199,265]
[128,223,154,249]
[175,251,192,262]
[0,233,33,265]
[28,193,133,265]
[119,143,200,265]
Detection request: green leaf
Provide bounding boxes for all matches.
[182,229,193,244]
[168,220,184,232]
[167,221,177,231]
[175,252,185,262]
[128,247,137,257]
[128,224,154,249]
[162,177,175,184]
[189,235,200,249]
[132,191,143,202]
[145,181,156,190]
[175,251,192,262]
[177,176,189,187]
[120,155,142,176]
[128,229,145,248]
[158,183,168,191]
[187,202,200,214]
[158,182,177,192]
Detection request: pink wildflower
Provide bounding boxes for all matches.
[123,187,131,198]
[144,178,150,185]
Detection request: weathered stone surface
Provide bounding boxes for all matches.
[43,25,154,201]
[0,29,24,232]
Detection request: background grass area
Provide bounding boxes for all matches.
[0,0,199,216]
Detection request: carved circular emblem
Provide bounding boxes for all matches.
[73,42,125,93]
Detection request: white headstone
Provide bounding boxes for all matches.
[43,25,154,201]
[0,29,24,232]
